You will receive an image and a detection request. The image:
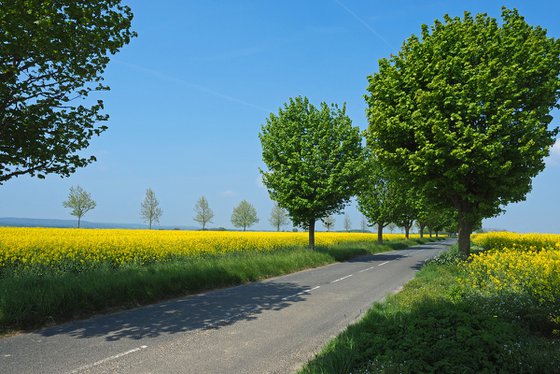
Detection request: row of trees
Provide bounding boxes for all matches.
[259,9,560,257]
[62,186,274,231]
[62,185,374,232]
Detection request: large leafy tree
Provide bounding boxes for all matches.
[259,96,366,248]
[365,8,560,257]
[0,0,136,183]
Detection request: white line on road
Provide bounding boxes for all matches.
[296,285,321,295]
[68,345,148,374]
[281,285,321,301]
[358,266,376,273]
[378,261,390,267]
[330,274,353,283]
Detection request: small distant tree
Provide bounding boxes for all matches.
[231,200,259,231]
[322,215,335,232]
[260,96,366,249]
[343,214,351,232]
[360,216,368,232]
[140,188,163,229]
[387,223,397,233]
[194,196,214,230]
[269,203,289,231]
[63,185,96,228]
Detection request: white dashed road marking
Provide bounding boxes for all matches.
[330,274,353,283]
[69,345,148,374]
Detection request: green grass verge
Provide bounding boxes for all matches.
[300,246,560,374]
[0,238,437,333]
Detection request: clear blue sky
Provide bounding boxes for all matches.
[2,0,559,232]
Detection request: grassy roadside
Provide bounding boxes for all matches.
[0,238,436,334]
[300,246,560,373]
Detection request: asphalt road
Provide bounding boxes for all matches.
[0,239,454,374]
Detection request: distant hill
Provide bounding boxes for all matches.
[0,217,198,230]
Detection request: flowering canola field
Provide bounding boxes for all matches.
[468,232,560,306]
[0,227,411,274]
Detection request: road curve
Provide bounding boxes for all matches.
[0,240,454,374]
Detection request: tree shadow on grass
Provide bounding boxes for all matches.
[39,281,310,341]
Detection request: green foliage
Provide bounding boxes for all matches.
[0,0,136,183]
[140,188,163,229]
[259,96,366,247]
[356,161,394,231]
[194,196,214,230]
[365,8,560,256]
[62,185,96,228]
[358,159,418,241]
[269,203,289,231]
[300,259,560,374]
[231,200,259,231]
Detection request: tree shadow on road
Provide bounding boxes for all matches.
[39,281,311,341]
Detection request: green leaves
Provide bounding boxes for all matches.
[259,97,366,230]
[62,185,96,227]
[0,0,136,183]
[231,200,259,231]
[365,8,560,254]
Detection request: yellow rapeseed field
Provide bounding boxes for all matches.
[0,227,413,272]
[468,232,560,306]
[472,231,560,252]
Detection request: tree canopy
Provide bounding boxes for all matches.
[365,8,560,256]
[140,188,163,229]
[194,196,214,230]
[269,203,289,232]
[260,96,366,248]
[0,0,136,183]
[357,160,403,243]
[231,200,259,231]
[63,185,96,228]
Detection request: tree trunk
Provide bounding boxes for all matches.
[377,223,383,244]
[435,231,439,238]
[457,210,473,258]
[243,226,246,232]
[419,224,425,238]
[309,219,315,249]
[405,225,410,239]
[77,216,81,228]
[429,228,433,238]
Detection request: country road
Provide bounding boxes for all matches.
[0,240,454,374]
